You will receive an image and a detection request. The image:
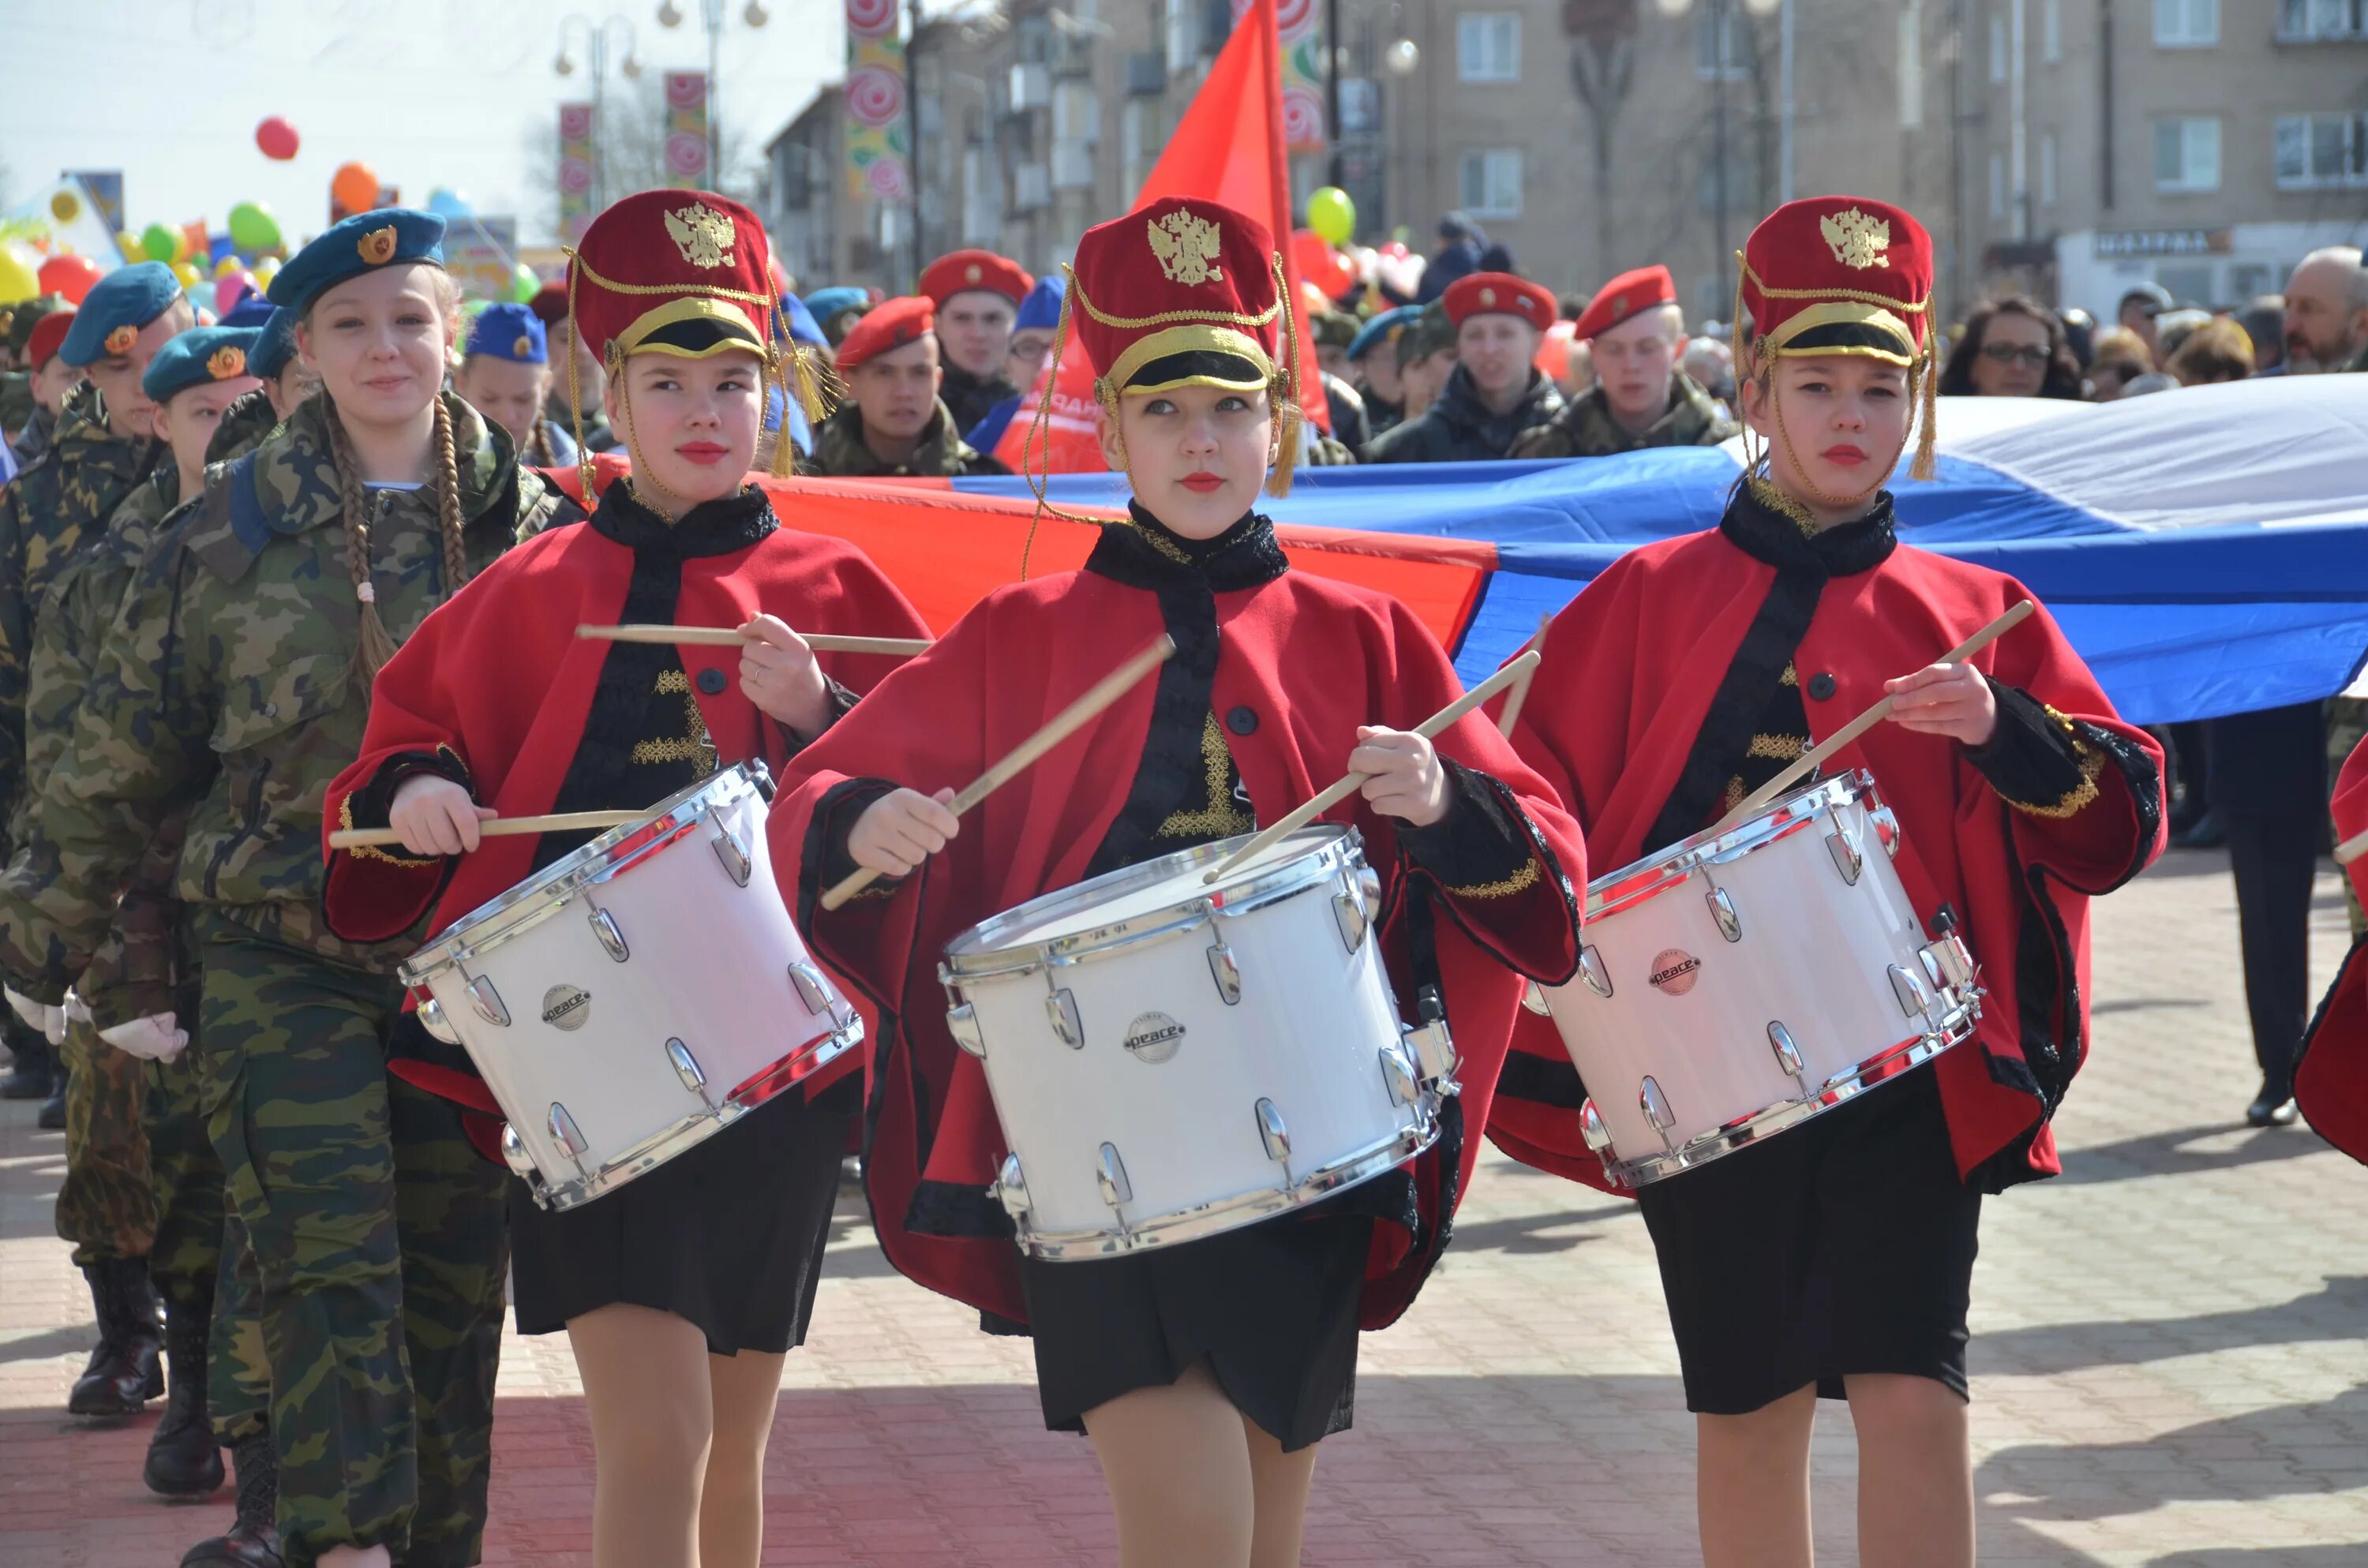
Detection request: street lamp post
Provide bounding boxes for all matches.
[556,13,645,211]
[658,0,771,190]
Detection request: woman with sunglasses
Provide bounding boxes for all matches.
[1938,295,2084,399]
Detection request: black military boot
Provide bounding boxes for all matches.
[0,1031,52,1098]
[145,1292,225,1495]
[68,1258,165,1416]
[181,1430,283,1568]
[36,1075,66,1130]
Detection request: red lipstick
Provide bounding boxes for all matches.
[677,441,731,466]
[1821,444,1867,466]
[1180,472,1224,494]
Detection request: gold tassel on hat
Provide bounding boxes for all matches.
[1911,345,1939,481]
[562,252,598,504]
[1265,255,1301,499]
[1017,267,1107,582]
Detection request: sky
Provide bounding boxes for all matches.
[0,0,845,249]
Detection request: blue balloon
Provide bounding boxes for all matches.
[425,188,474,219]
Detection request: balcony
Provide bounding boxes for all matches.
[2278,0,2368,41]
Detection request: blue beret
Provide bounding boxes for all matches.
[248,308,300,381]
[141,326,263,405]
[1347,305,1421,363]
[58,262,184,367]
[220,294,276,329]
[802,286,869,324]
[1014,275,1066,333]
[780,294,826,347]
[466,302,547,365]
[268,208,446,317]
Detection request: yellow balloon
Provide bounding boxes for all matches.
[0,247,37,305]
[172,260,203,288]
[215,256,243,278]
[253,256,281,283]
[117,229,141,260]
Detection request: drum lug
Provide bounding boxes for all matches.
[1358,863,1383,921]
[1206,941,1242,1005]
[467,975,510,1028]
[946,1001,987,1058]
[414,993,460,1046]
[1332,891,1369,954]
[1253,1098,1292,1164]
[1826,828,1864,886]
[588,907,630,963]
[498,1123,540,1183]
[1520,981,1550,1016]
[1868,805,1902,859]
[994,1152,1031,1219]
[1403,1016,1459,1088]
[1096,1142,1133,1208]
[1767,1020,1805,1078]
[1378,1042,1420,1107]
[547,1102,590,1169]
[1579,944,1613,998]
[1888,963,1932,1019]
[1921,931,1977,994]
[788,960,832,1015]
[1578,1098,1613,1153]
[711,826,753,888]
[1639,1076,1677,1151]
[1046,987,1084,1050]
[1706,885,1742,943]
[665,1038,718,1109]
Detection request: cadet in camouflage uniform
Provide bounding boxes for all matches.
[203,305,316,470]
[0,211,578,1568]
[1346,305,1418,447]
[1509,265,1738,460]
[3,294,76,458]
[1365,273,1564,464]
[804,298,1010,478]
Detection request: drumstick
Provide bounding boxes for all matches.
[1495,615,1554,738]
[328,810,642,851]
[1713,599,2038,834]
[817,633,1178,912]
[576,624,935,657]
[1201,651,1543,885]
[2336,827,2367,866]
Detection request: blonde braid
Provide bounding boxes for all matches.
[324,403,401,681]
[433,396,470,596]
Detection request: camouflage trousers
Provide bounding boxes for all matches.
[54,1017,155,1266]
[195,912,508,1568]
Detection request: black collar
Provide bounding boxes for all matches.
[1718,479,1897,578]
[1084,501,1291,594]
[590,479,777,558]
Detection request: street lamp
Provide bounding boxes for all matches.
[1650,0,1783,315]
[658,0,770,191]
[556,13,643,211]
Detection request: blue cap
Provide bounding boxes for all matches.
[465,301,547,365]
[141,326,262,405]
[1014,275,1066,333]
[1347,304,1420,364]
[268,208,446,316]
[802,286,869,326]
[58,262,184,367]
[248,307,301,381]
[220,294,276,329]
[780,294,826,347]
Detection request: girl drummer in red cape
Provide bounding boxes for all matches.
[1490,196,2164,1568]
[319,190,929,1568]
[766,196,1583,1568]
[2295,736,2368,1165]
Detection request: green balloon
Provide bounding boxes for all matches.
[1307,186,1356,247]
[140,223,178,263]
[510,264,539,305]
[227,201,282,254]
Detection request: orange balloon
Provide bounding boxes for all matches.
[332,162,381,215]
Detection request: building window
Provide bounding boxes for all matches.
[1988,13,2007,82]
[2280,0,2368,40]
[2042,0,2062,60]
[2154,0,2217,46]
[1460,148,1523,219]
[2040,132,2059,206]
[1696,6,1749,80]
[2154,116,2221,191]
[2275,112,2368,189]
[1457,13,1520,82]
[1988,152,2006,219]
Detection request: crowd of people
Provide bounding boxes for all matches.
[0,184,2356,1568]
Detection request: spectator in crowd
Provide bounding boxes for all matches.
[1366,273,1562,462]
[1415,212,1487,304]
[804,296,1007,479]
[2238,295,2286,374]
[804,286,873,347]
[1310,308,1373,454]
[1938,295,2084,399]
[1511,265,1734,458]
[918,249,1032,436]
[1561,336,1597,400]
[2117,281,2172,365]
[1346,305,1418,442]
[1680,336,1733,407]
[1394,300,1459,423]
[2156,308,2211,363]
[2168,318,2256,386]
[2281,246,2368,374]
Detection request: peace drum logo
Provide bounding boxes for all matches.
[541,985,593,1032]
[1648,949,1703,997]
[1122,1012,1186,1064]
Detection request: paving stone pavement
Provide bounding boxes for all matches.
[2,845,2363,1566]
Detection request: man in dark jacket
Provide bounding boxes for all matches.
[919,248,1032,438]
[1414,213,1487,304]
[1512,264,1737,458]
[804,297,1007,479]
[1365,273,1562,464]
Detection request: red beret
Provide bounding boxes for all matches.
[1740,196,1932,366]
[568,190,776,364]
[529,279,570,326]
[1070,196,1285,400]
[26,309,76,370]
[834,296,936,371]
[919,249,1032,307]
[1572,264,1677,341]
[1442,272,1556,331]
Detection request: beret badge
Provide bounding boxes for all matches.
[514,334,534,357]
[103,323,137,355]
[357,226,399,266]
[207,345,248,380]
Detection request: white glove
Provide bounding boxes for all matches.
[100,1012,188,1064]
[4,986,43,1030]
[40,1004,64,1046]
[62,993,91,1024]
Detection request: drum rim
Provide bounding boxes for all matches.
[940,825,1362,979]
[1584,769,1883,923]
[402,763,764,985]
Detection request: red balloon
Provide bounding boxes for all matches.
[1290,230,1357,304]
[255,116,301,162]
[36,253,102,305]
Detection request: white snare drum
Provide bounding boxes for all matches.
[1534,770,1979,1188]
[940,826,1457,1261]
[401,765,862,1211]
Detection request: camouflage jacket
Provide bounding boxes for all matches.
[807,401,1009,478]
[1507,371,1739,460]
[1362,365,1564,465]
[0,372,31,444]
[204,385,285,467]
[11,401,58,469]
[0,381,164,816]
[0,392,579,994]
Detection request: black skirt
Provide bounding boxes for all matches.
[1018,1206,1375,1453]
[1636,1065,1980,1416]
[508,1077,858,1356]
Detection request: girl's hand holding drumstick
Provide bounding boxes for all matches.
[736,615,833,739]
[849,787,961,879]
[389,775,497,856]
[1348,728,1452,827]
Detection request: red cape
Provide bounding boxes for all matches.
[1492,528,2165,1195]
[321,502,931,1106]
[2295,737,2368,1164]
[768,567,1584,1330]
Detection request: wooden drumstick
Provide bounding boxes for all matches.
[576,624,935,657]
[1714,598,2038,834]
[328,810,643,851]
[2336,827,2367,866]
[1495,615,1554,739]
[817,633,1179,912]
[1201,651,1543,885]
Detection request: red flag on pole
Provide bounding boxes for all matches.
[995,0,1327,475]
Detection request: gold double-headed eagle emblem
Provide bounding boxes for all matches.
[1146,209,1224,286]
[665,204,738,270]
[1819,208,1892,270]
